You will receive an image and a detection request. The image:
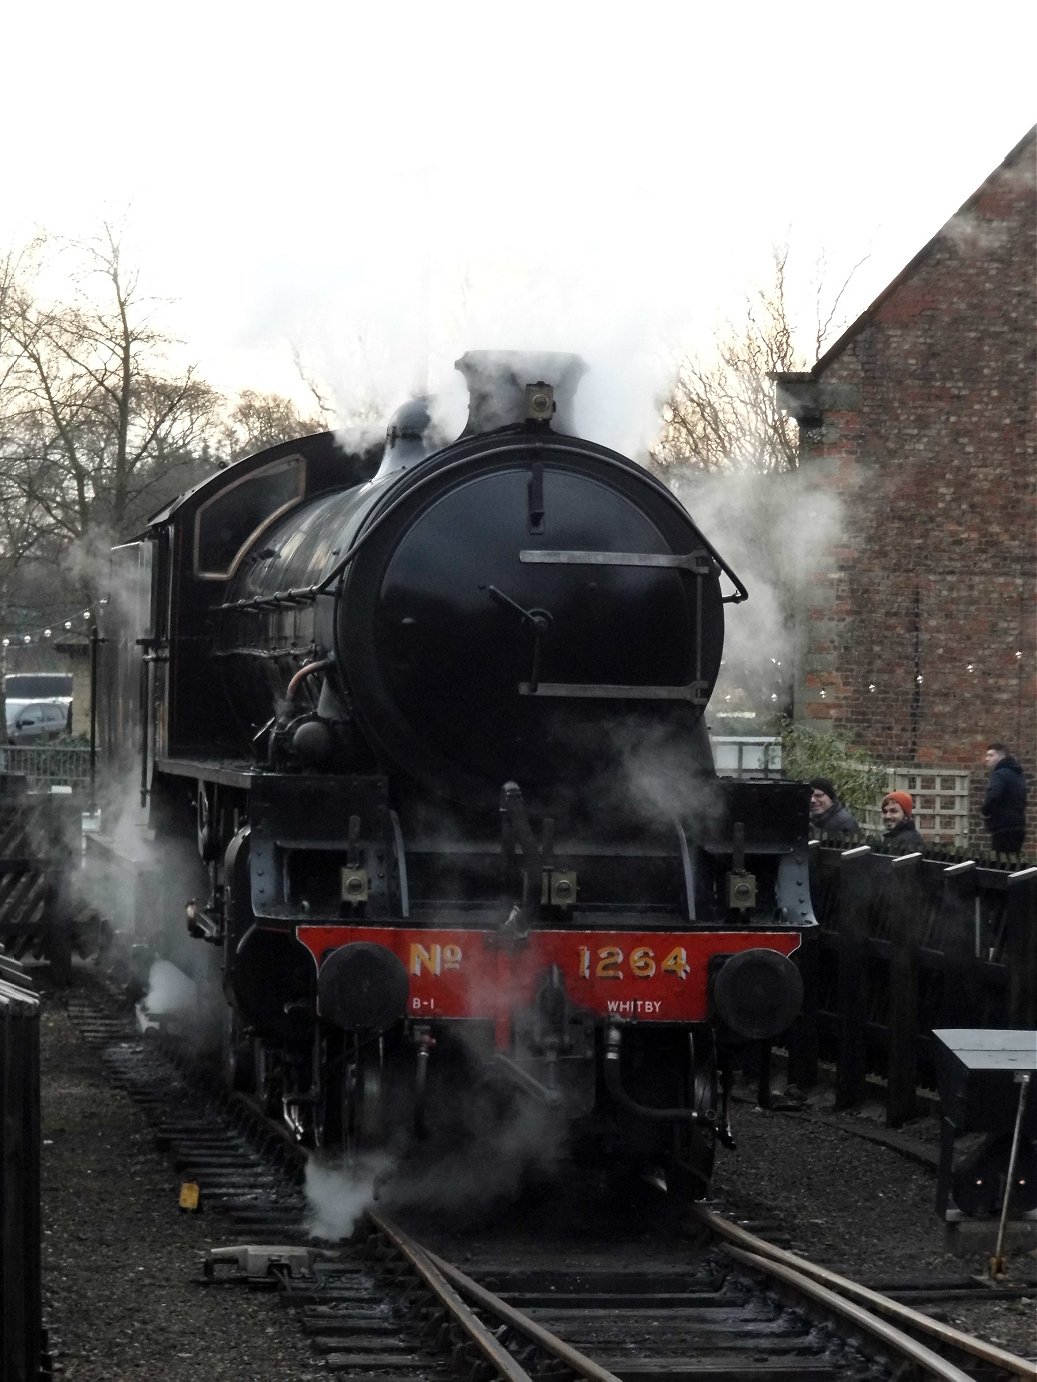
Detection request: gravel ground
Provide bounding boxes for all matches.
[33,965,1037,1376]
[38,974,322,1382]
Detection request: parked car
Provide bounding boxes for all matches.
[5,699,71,745]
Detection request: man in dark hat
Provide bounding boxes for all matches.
[981,742,1027,854]
[808,778,859,839]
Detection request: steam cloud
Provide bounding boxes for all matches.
[671,467,847,718]
[305,1156,393,1241]
[303,1087,567,1238]
[247,163,731,463]
[383,1096,567,1224]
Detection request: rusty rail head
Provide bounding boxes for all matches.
[420,1243,625,1382]
[365,1210,536,1382]
[366,1210,625,1382]
[691,1205,1036,1380]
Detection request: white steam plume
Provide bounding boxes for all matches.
[245,166,729,462]
[384,1094,566,1220]
[670,466,847,716]
[305,1156,393,1241]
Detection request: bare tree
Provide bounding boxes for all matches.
[652,245,866,731]
[218,387,326,462]
[0,229,223,561]
[0,242,59,726]
[652,245,865,476]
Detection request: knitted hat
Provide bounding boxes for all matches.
[883,790,914,816]
[809,777,837,801]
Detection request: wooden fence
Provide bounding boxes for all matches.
[772,842,1037,1126]
[0,954,48,1382]
[0,789,79,981]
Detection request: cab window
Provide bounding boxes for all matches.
[194,459,304,578]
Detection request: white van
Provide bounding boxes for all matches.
[5,672,73,703]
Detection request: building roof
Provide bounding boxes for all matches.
[774,125,1036,407]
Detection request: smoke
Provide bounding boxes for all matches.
[669,466,847,718]
[64,527,122,596]
[304,1155,393,1241]
[248,163,722,464]
[610,717,725,829]
[943,209,1010,256]
[139,957,197,1014]
[135,957,199,1035]
[944,155,1035,256]
[383,1094,567,1223]
[302,1074,568,1237]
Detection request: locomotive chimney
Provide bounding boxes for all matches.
[374,396,433,479]
[456,350,586,436]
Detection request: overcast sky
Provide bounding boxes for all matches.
[5,1,1034,450]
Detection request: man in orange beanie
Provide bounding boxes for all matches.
[880,791,924,855]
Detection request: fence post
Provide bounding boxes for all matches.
[785,929,819,1092]
[884,852,924,1128]
[939,861,983,1028]
[835,846,873,1112]
[1003,867,1037,1027]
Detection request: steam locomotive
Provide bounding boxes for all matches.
[92,351,814,1203]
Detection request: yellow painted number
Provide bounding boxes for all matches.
[596,946,623,979]
[662,946,690,980]
[630,946,656,978]
[577,944,689,982]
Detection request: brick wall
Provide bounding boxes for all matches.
[778,130,1036,847]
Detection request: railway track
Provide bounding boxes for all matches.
[61,974,1036,1380]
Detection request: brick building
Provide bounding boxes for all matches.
[775,128,1036,846]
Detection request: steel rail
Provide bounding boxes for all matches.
[694,1206,1036,1379]
[366,1211,534,1382]
[419,1245,624,1382]
[722,1243,976,1382]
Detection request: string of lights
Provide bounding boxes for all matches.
[0,601,107,650]
[715,649,1025,705]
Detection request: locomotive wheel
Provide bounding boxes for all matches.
[614,1026,717,1206]
[317,1032,390,1162]
[343,1041,386,1163]
[666,1030,718,1207]
[222,1008,255,1092]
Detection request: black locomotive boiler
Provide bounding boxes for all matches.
[93,350,815,1203]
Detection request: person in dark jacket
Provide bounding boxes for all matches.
[880,791,924,854]
[808,777,859,839]
[982,742,1027,853]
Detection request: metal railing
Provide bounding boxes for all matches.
[711,736,782,779]
[0,745,92,794]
